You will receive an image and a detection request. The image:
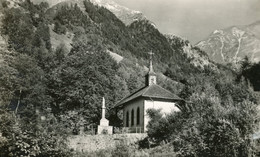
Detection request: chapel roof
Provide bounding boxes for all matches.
[115,84,182,108]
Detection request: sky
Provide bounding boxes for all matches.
[113,0,260,44]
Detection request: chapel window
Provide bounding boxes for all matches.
[137,107,140,125]
[126,111,129,127]
[131,109,134,126]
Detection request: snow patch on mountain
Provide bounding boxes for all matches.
[232,27,245,38]
[219,36,225,62]
[213,30,224,35]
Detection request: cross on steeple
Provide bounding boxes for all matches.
[148,51,154,60]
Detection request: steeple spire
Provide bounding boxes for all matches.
[146,51,156,86]
[148,51,154,73]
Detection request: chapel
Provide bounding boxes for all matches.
[115,52,182,133]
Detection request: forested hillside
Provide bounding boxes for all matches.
[0,0,259,156]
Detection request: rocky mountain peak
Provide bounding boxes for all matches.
[196,21,260,66]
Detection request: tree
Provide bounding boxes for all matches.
[146,77,259,156]
[54,21,67,34]
[239,61,260,91]
[0,49,19,106]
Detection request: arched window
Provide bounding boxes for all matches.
[126,111,129,127]
[137,107,140,125]
[131,109,134,126]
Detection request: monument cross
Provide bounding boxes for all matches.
[102,97,106,119]
[97,97,113,134]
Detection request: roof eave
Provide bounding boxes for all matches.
[143,96,183,101]
[114,95,183,109]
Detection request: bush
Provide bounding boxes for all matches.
[146,90,259,156]
[111,142,132,157]
[0,109,72,157]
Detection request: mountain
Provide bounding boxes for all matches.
[196,21,260,66]
[33,0,78,7]
[0,0,232,80]
[0,1,257,156]
[33,0,145,25]
[0,0,233,99]
[165,34,218,71]
[89,0,145,25]
[0,0,241,104]
[44,0,232,86]
[40,0,216,72]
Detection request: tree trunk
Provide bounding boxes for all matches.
[15,89,22,115]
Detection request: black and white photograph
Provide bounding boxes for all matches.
[0,0,260,156]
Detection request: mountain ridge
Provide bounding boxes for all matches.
[196,21,260,66]
[33,0,146,25]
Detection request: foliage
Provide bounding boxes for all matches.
[111,142,133,157]
[0,49,19,106]
[146,109,174,144]
[54,21,67,34]
[0,1,71,156]
[0,109,72,157]
[239,57,260,91]
[2,0,51,56]
[71,140,148,157]
[0,0,259,156]
[0,49,70,156]
[47,48,128,126]
[147,144,176,157]
[146,78,259,156]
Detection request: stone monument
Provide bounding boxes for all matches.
[97,97,113,134]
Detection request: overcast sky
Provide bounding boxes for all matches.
[113,0,260,44]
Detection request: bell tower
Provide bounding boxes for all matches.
[146,51,156,86]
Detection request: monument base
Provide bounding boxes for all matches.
[97,125,113,134]
[100,118,109,126]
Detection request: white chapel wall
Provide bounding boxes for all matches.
[144,100,180,131]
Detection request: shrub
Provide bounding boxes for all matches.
[146,91,259,156]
